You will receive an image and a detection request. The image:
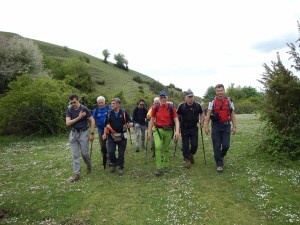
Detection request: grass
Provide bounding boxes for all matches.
[0,114,300,224]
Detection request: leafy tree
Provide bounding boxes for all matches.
[0,74,78,135]
[226,84,247,101]
[102,49,110,63]
[0,36,44,93]
[202,86,215,102]
[258,53,300,158]
[287,21,300,72]
[114,53,127,70]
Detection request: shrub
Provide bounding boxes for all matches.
[0,74,77,135]
[133,76,143,83]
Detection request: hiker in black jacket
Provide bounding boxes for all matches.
[132,99,148,152]
[176,90,204,169]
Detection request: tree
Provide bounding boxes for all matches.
[202,86,215,102]
[0,36,44,93]
[287,21,300,72]
[258,53,300,158]
[114,53,127,70]
[102,49,110,63]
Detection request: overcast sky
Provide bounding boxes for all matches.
[1,0,300,97]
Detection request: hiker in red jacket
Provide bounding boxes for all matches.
[147,92,180,176]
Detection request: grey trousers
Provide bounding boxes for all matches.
[69,129,91,175]
[134,123,146,149]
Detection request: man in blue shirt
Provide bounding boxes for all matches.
[92,96,112,168]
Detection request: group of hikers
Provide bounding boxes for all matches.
[65,83,237,182]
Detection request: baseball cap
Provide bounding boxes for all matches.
[159,91,168,96]
[185,90,194,97]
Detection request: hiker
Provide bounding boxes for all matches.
[92,96,112,167]
[147,97,160,157]
[147,92,180,176]
[176,90,204,169]
[204,84,237,173]
[66,94,95,182]
[132,99,148,152]
[102,98,133,176]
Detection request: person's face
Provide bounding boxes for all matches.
[70,98,79,109]
[159,95,168,105]
[138,101,145,108]
[215,87,225,98]
[97,100,105,108]
[186,95,194,104]
[111,101,120,111]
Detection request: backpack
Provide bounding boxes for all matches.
[154,103,174,127]
[94,105,110,127]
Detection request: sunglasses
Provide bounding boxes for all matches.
[160,96,167,99]
[188,96,194,98]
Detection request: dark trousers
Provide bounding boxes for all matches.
[107,138,127,169]
[211,123,231,166]
[181,126,198,160]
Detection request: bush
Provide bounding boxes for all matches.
[0,36,44,93]
[0,74,78,135]
[133,76,143,83]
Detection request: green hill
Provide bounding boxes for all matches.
[1,31,186,110]
[4,31,185,108]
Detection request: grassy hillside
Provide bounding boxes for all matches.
[32,36,184,107]
[0,31,185,109]
[1,114,299,224]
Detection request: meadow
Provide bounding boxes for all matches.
[0,114,299,224]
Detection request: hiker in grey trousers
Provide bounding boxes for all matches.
[66,94,95,182]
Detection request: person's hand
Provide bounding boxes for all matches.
[89,134,94,141]
[79,111,86,118]
[231,126,237,135]
[147,131,152,141]
[175,131,180,140]
[102,133,106,140]
[205,126,210,135]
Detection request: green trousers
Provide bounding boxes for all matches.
[153,128,173,169]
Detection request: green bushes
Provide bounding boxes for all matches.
[258,54,300,159]
[0,75,77,135]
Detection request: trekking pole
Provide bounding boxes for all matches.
[89,141,93,159]
[200,127,207,165]
[127,126,132,146]
[145,130,148,164]
[173,138,178,157]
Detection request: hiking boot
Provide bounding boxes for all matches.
[217,166,223,173]
[190,154,195,164]
[87,164,92,174]
[117,168,124,176]
[67,174,80,182]
[163,168,169,173]
[154,169,164,176]
[110,166,116,173]
[136,148,140,152]
[184,159,191,169]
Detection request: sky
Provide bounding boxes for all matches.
[1,0,300,97]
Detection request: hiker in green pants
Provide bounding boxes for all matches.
[147,91,180,176]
